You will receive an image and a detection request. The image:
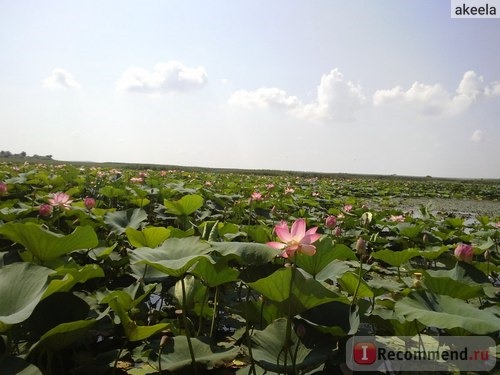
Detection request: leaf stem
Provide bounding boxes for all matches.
[181,276,198,375]
[351,256,364,306]
[209,285,219,338]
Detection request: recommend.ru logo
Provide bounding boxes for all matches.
[346,336,496,372]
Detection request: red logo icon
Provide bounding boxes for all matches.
[353,342,377,365]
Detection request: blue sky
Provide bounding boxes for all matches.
[1,1,499,178]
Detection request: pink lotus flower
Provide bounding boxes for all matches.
[39,204,53,217]
[130,177,144,184]
[267,219,321,259]
[343,204,353,212]
[250,191,263,202]
[0,182,7,195]
[454,243,473,263]
[84,197,96,210]
[325,215,337,229]
[284,187,295,194]
[389,215,405,222]
[266,183,275,190]
[48,192,73,210]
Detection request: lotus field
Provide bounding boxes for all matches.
[0,162,499,374]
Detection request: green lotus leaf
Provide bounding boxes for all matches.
[298,301,359,336]
[98,186,126,198]
[30,319,96,352]
[314,259,351,282]
[0,223,98,262]
[107,297,168,342]
[372,248,420,267]
[338,271,374,298]
[101,282,156,312]
[247,267,348,316]
[296,239,355,277]
[395,291,500,334]
[250,318,334,373]
[209,241,277,265]
[191,257,239,287]
[421,272,484,300]
[157,336,240,371]
[126,226,170,248]
[397,223,424,239]
[419,245,448,260]
[163,194,204,216]
[104,208,148,234]
[129,237,212,278]
[0,263,53,328]
[128,197,150,208]
[24,292,90,340]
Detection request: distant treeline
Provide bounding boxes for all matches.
[0,151,53,160]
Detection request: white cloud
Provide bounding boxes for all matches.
[471,129,483,142]
[116,60,207,94]
[228,87,301,109]
[228,68,366,122]
[295,69,366,121]
[43,68,81,89]
[485,81,500,96]
[373,70,490,117]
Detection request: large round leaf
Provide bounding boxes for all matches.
[29,319,96,352]
[250,318,334,373]
[371,248,420,267]
[24,292,90,340]
[157,336,240,371]
[209,242,277,265]
[191,257,239,287]
[125,226,170,248]
[163,194,204,216]
[247,267,348,316]
[0,263,53,328]
[0,223,98,262]
[104,208,148,234]
[395,291,500,334]
[296,240,356,277]
[129,237,212,278]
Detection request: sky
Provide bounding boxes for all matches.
[1,0,499,178]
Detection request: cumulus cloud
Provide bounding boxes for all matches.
[228,87,301,109]
[116,60,208,94]
[373,71,495,117]
[43,68,81,89]
[471,129,483,142]
[295,69,366,121]
[228,68,366,122]
[485,81,500,96]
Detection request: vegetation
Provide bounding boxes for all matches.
[0,161,498,374]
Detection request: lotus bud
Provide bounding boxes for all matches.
[160,331,170,348]
[39,204,53,218]
[454,243,473,263]
[84,197,96,210]
[356,237,367,256]
[484,250,491,261]
[295,324,306,338]
[325,215,337,229]
[0,182,7,195]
